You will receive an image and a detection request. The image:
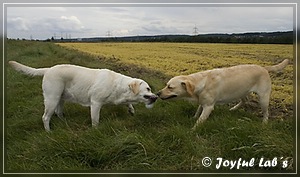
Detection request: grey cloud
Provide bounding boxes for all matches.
[6,5,294,39]
[8,15,88,37]
[142,25,181,35]
[7,17,30,31]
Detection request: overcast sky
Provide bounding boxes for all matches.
[6,5,294,40]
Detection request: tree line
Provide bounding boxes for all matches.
[119,31,293,44]
[49,31,293,44]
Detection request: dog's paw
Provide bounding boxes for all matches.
[262,118,268,124]
[145,103,154,109]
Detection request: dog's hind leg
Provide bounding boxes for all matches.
[42,78,64,131]
[90,102,102,127]
[230,98,247,111]
[43,96,61,131]
[258,93,270,123]
[55,99,64,118]
[256,77,271,123]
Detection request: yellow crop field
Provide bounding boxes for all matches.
[57,42,293,117]
[57,42,292,75]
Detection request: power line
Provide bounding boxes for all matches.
[53,33,57,39]
[193,24,198,36]
[106,30,112,37]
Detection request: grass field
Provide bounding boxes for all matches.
[6,40,294,172]
[58,42,293,118]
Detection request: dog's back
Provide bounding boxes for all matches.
[191,64,270,104]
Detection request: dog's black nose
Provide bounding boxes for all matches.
[151,95,158,101]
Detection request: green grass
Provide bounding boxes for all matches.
[5,40,294,172]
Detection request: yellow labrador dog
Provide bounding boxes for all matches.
[9,61,158,131]
[157,59,289,130]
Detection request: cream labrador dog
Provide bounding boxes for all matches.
[9,61,158,131]
[157,59,289,130]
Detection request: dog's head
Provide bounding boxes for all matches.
[129,79,158,108]
[157,76,195,100]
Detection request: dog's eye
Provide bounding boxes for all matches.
[147,88,151,92]
[167,85,173,89]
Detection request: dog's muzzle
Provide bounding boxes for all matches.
[144,95,158,109]
[144,95,158,104]
[157,91,177,100]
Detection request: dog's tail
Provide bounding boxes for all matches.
[8,61,48,76]
[264,59,289,72]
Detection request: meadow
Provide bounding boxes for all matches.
[6,40,294,172]
[58,42,293,118]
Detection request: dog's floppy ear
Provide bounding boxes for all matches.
[181,80,195,96]
[129,80,140,95]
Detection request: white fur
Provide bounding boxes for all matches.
[9,61,157,131]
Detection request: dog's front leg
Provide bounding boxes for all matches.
[128,104,135,116]
[193,105,202,119]
[192,105,214,130]
[90,103,102,127]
